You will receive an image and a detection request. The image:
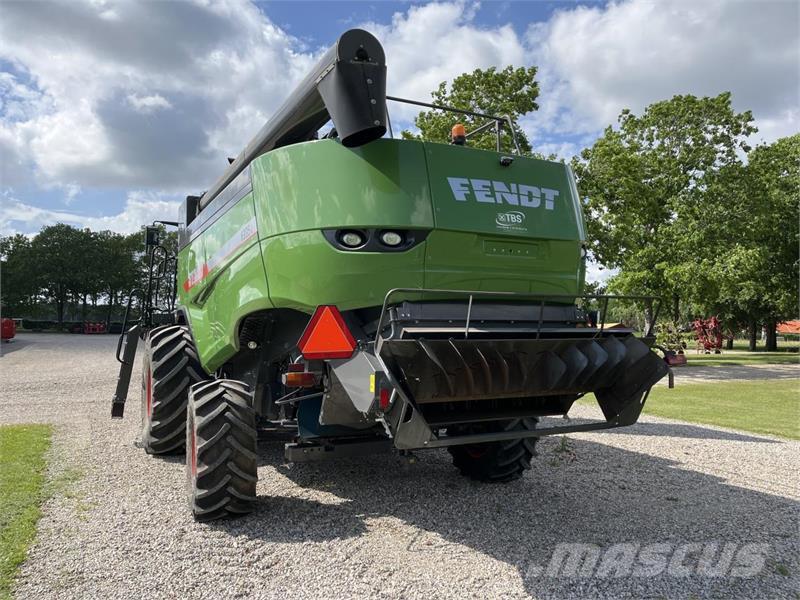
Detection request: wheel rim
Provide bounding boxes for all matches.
[145,366,153,417]
[465,446,489,459]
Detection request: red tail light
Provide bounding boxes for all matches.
[379,388,391,411]
[297,305,357,360]
[283,371,318,388]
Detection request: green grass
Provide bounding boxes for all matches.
[642,380,800,439]
[684,351,799,367]
[730,339,799,352]
[0,425,52,599]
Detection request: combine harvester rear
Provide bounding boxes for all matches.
[111,29,669,521]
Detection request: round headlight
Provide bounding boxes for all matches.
[339,231,365,248]
[380,231,404,247]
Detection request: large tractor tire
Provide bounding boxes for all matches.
[141,325,205,455]
[186,379,258,521]
[448,418,538,483]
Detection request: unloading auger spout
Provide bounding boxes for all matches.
[199,28,387,211]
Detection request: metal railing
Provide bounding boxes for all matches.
[375,287,663,345]
[385,96,523,154]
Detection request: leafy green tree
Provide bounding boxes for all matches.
[746,135,800,349]
[71,228,104,321]
[0,234,38,315]
[29,224,86,326]
[403,66,539,153]
[573,93,756,325]
[95,230,140,324]
[3,224,168,325]
[670,135,800,349]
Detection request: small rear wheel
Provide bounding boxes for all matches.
[141,325,205,454]
[448,418,538,482]
[186,379,258,521]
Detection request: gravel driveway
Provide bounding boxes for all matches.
[659,363,799,385]
[1,333,798,599]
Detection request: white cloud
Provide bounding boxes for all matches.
[360,2,525,122]
[526,0,799,149]
[62,183,82,206]
[0,0,797,240]
[0,0,316,191]
[127,94,172,113]
[0,190,179,236]
[586,261,617,286]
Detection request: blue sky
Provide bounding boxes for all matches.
[259,1,576,41]
[0,0,797,245]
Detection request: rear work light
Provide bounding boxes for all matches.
[379,230,404,247]
[297,305,357,360]
[338,230,365,248]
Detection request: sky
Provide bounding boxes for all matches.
[1,0,798,246]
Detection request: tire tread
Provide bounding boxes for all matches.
[187,379,257,522]
[141,325,205,455]
[448,418,538,483]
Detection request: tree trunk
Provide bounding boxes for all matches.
[55,285,65,327]
[748,320,758,351]
[672,294,679,322]
[725,336,734,350]
[765,319,777,351]
[106,290,113,327]
[81,293,88,321]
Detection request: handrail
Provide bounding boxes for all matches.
[386,96,523,155]
[374,287,664,346]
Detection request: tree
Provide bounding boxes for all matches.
[72,228,104,320]
[573,93,757,325]
[29,224,86,326]
[662,134,800,350]
[95,230,140,325]
[745,135,800,349]
[2,223,169,324]
[0,234,38,315]
[403,66,539,154]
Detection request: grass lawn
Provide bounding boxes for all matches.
[730,339,799,352]
[684,351,799,367]
[0,425,52,600]
[642,379,800,439]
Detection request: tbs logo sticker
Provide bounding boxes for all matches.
[496,211,525,230]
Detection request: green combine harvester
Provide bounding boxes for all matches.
[111,29,669,521]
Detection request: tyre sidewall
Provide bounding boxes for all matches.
[140,325,200,454]
[186,389,198,510]
[186,380,257,521]
[139,328,162,448]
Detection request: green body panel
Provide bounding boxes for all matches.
[424,144,585,240]
[177,138,586,371]
[260,232,425,313]
[423,231,580,293]
[178,193,273,371]
[421,144,584,294]
[251,138,434,236]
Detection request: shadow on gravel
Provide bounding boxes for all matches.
[0,338,30,356]
[601,421,781,443]
[217,438,798,598]
[214,495,369,542]
[539,416,781,443]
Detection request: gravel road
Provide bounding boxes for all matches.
[656,362,799,385]
[1,333,798,599]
